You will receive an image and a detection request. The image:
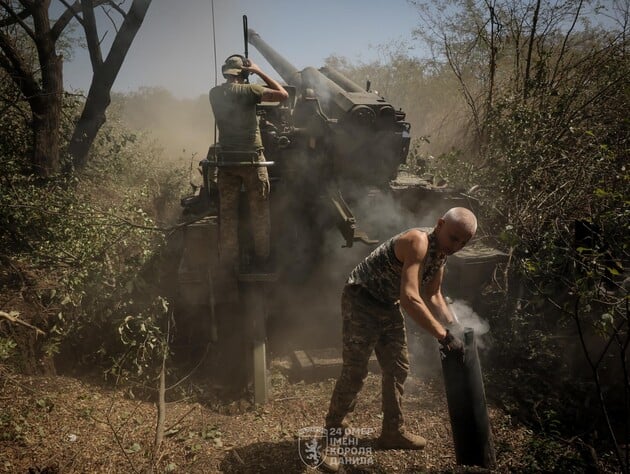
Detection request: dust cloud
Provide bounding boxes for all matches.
[114,87,214,167]
[449,300,490,340]
[263,183,493,386]
[406,299,492,381]
[130,30,494,386]
[264,181,489,356]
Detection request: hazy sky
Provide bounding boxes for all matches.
[62,0,423,98]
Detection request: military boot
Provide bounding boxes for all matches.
[319,439,340,473]
[376,427,427,450]
[319,421,350,473]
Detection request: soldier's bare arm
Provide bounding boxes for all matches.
[396,230,448,340]
[422,266,457,325]
[244,61,288,102]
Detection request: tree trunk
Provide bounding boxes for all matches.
[30,53,63,177]
[68,0,152,170]
[0,0,150,175]
[524,0,541,101]
[27,0,63,177]
[66,83,109,170]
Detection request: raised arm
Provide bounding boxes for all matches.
[244,61,288,102]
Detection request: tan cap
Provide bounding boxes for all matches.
[222,55,244,76]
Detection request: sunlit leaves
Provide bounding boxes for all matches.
[1,87,188,382]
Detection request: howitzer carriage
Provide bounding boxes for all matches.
[176,29,503,403]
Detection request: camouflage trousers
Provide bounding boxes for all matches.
[325,284,410,433]
[217,158,271,269]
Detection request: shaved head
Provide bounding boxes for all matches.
[442,207,478,237]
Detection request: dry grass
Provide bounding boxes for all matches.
[0,359,556,474]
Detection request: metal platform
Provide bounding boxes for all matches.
[291,347,380,382]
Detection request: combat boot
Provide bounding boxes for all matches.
[319,439,340,473]
[376,427,427,450]
[319,421,350,473]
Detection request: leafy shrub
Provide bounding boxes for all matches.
[0,99,188,383]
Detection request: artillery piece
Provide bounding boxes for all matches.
[175,29,502,403]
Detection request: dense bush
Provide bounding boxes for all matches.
[0,91,188,383]
[421,4,628,468]
[331,3,628,469]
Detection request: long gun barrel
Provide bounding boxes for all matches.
[247,29,302,88]
[319,66,365,93]
[248,28,347,112]
[248,27,411,189]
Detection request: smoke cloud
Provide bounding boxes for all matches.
[406,299,491,384]
[449,299,490,339]
[112,88,213,173]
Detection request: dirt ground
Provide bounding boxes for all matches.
[0,356,547,474]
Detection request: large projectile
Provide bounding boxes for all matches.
[441,328,496,468]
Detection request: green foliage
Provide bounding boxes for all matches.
[0,89,188,383]
[0,338,17,360]
[0,411,26,443]
[400,2,630,469]
[103,296,169,381]
[405,0,630,309]
[523,434,585,473]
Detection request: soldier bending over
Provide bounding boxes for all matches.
[321,207,477,472]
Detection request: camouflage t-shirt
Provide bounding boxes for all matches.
[209,82,265,152]
[346,228,446,305]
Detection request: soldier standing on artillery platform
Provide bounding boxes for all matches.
[209,55,288,287]
[321,207,477,472]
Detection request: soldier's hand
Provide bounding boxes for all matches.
[258,168,270,199]
[242,60,261,75]
[439,329,464,357]
[261,179,270,199]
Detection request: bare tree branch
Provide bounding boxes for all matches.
[152,316,170,462]
[524,0,541,100]
[0,0,35,39]
[59,0,84,24]
[442,32,482,139]
[105,0,126,18]
[550,0,584,88]
[0,30,40,99]
[105,398,141,474]
[0,2,30,28]
[52,0,82,38]
[101,4,119,33]
[81,0,104,69]
[51,0,109,40]
[0,311,46,336]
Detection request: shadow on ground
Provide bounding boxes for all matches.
[218,437,436,474]
[219,440,303,473]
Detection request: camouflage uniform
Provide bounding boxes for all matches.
[217,155,270,267]
[325,229,446,433]
[209,81,270,269]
